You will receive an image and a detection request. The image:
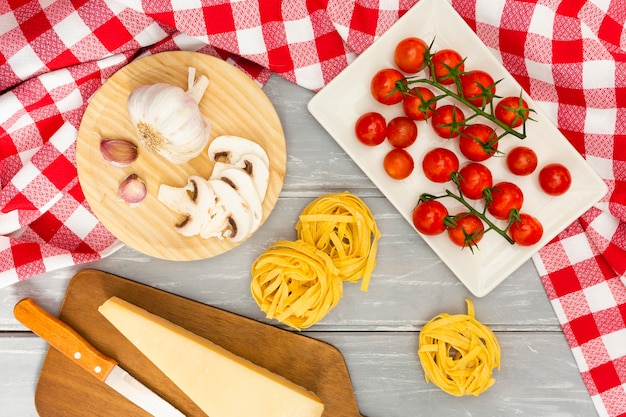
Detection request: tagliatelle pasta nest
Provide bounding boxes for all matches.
[250,192,381,330]
[250,240,342,330]
[418,299,501,396]
[295,192,381,291]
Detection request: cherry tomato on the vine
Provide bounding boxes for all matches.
[458,163,493,200]
[487,181,524,220]
[508,213,543,246]
[459,70,496,107]
[371,68,405,105]
[506,146,538,176]
[386,116,418,149]
[422,147,459,183]
[383,148,414,180]
[495,96,530,128]
[394,37,428,74]
[446,212,485,248]
[354,112,386,146]
[402,87,436,121]
[431,104,465,138]
[459,124,498,161]
[431,49,464,85]
[539,163,571,195]
[412,200,448,235]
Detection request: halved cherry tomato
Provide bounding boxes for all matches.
[506,146,538,176]
[354,112,386,146]
[459,124,498,161]
[495,96,530,128]
[459,70,496,107]
[394,37,428,74]
[487,181,524,220]
[386,116,417,149]
[371,68,405,105]
[384,148,414,180]
[458,163,493,200]
[402,87,436,121]
[412,199,448,235]
[446,212,485,248]
[539,163,571,195]
[422,147,459,183]
[508,213,543,246]
[431,49,464,85]
[431,104,465,138]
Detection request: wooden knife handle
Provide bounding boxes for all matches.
[14,297,117,381]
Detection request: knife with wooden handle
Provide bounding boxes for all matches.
[14,298,185,417]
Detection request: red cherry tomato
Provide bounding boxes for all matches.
[458,163,493,200]
[431,49,464,85]
[354,112,386,146]
[394,37,428,74]
[402,87,436,121]
[383,148,414,180]
[459,124,498,161]
[495,96,530,128]
[371,68,405,105]
[412,200,448,235]
[459,70,496,107]
[446,212,485,248]
[431,104,465,139]
[422,147,459,183]
[506,146,538,176]
[386,116,418,149]
[539,163,572,195]
[487,181,524,220]
[508,213,544,246]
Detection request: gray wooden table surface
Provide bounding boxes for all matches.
[0,74,597,416]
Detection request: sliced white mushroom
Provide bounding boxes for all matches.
[211,153,270,201]
[209,179,254,242]
[157,135,272,242]
[157,176,216,237]
[241,153,270,199]
[213,167,263,231]
[208,135,270,168]
[198,204,230,241]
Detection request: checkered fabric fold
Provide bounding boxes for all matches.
[451,3,626,416]
[0,0,624,415]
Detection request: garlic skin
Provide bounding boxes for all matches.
[119,174,147,207]
[100,139,138,167]
[127,67,210,165]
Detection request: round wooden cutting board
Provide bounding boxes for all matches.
[76,51,286,260]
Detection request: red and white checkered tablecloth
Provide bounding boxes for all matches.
[1,0,624,415]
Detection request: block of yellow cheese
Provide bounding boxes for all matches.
[98,296,325,417]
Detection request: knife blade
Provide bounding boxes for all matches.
[14,297,185,417]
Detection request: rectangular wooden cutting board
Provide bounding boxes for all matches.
[33,269,363,417]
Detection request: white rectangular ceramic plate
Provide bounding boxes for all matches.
[307,0,608,297]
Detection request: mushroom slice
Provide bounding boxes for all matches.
[211,153,270,201]
[213,167,263,231]
[198,204,230,241]
[240,153,270,199]
[157,176,215,237]
[209,179,253,242]
[208,135,270,168]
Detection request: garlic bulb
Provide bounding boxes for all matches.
[127,67,210,164]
